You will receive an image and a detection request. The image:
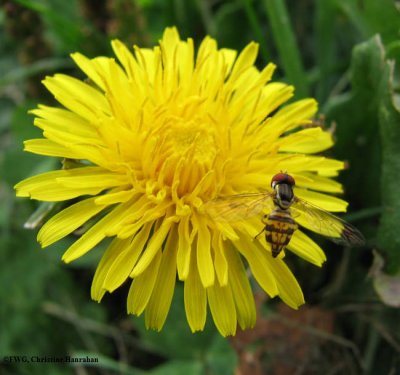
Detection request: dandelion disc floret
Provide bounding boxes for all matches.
[15,27,349,336]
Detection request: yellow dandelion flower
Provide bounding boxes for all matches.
[15,27,352,337]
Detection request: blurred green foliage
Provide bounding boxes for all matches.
[0,0,400,374]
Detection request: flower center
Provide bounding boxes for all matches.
[142,98,219,201]
[166,118,216,165]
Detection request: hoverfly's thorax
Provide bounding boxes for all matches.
[274,183,294,210]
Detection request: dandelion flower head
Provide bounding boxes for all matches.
[15,27,348,336]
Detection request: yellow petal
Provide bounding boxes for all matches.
[220,48,237,77]
[294,188,348,212]
[228,42,259,83]
[38,197,108,247]
[293,173,343,194]
[56,171,127,189]
[62,200,132,263]
[184,255,207,332]
[130,220,173,277]
[15,169,109,201]
[207,283,237,337]
[281,155,345,174]
[195,219,214,288]
[213,233,228,287]
[102,223,152,292]
[196,36,217,69]
[264,253,305,309]
[145,225,178,331]
[111,39,141,84]
[119,201,172,241]
[91,237,132,301]
[31,105,98,138]
[42,74,110,122]
[269,98,318,134]
[261,83,294,117]
[175,38,194,89]
[287,230,326,266]
[70,53,108,91]
[214,221,240,242]
[127,249,162,315]
[94,190,135,205]
[278,127,334,154]
[134,47,158,87]
[177,215,191,280]
[24,139,82,159]
[225,244,256,329]
[161,26,181,55]
[99,58,137,126]
[236,236,278,297]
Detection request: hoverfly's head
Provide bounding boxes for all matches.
[271,173,295,190]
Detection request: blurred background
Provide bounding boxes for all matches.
[0,0,399,374]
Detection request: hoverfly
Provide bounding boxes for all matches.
[205,173,365,257]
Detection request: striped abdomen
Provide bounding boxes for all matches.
[263,208,298,257]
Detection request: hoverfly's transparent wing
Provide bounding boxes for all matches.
[291,197,365,246]
[204,192,275,222]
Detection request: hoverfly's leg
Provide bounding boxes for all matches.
[254,227,265,240]
[255,214,268,240]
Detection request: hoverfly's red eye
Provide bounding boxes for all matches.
[271,173,295,187]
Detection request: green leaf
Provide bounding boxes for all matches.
[240,0,271,63]
[205,335,238,375]
[362,0,400,45]
[333,0,400,51]
[0,57,73,88]
[70,351,145,375]
[0,229,66,355]
[377,55,400,273]
[324,36,387,209]
[134,283,217,360]
[314,0,337,102]
[333,0,370,38]
[11,100,42,142]
[15,0,83,53]
[0,98,14,133]
[0,101,58,186]
[149,360,203,375]
[262,0,308,98]
[327,35,400,272]
[134,283,237,374]
[213,1,255,52]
